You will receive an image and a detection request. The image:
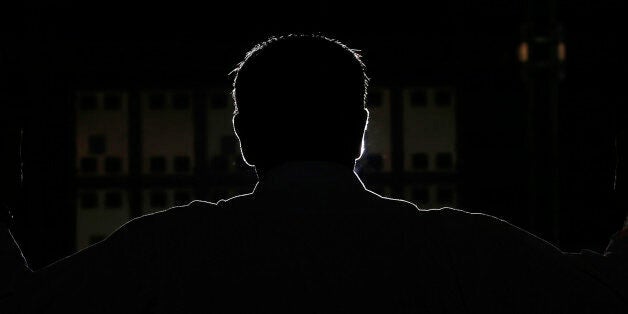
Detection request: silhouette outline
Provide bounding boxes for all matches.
[1,34,628,313]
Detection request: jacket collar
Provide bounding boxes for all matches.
[254,161,367,196]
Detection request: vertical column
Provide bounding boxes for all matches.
[390,86,405,199]
[358,86,393,197]
[128,90,142,218]
[193,90,209,201]
[401,86,457,209]
[140,90,195,214]
[75,90,132,250]
[521,0,563,242]
[206,88,245,201]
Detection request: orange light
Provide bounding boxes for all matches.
[518,42,529,62]
[557,42,566,62]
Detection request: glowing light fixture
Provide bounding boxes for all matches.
[557,42,566,62]
[518,42,529,63]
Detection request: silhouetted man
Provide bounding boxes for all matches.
[2,34,628,313]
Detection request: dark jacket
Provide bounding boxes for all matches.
[2,162,628,313]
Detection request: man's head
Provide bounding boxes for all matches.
[231,34,369,172]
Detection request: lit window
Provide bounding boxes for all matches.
[79,94,97,110]
[149,93,166,110]
[103,94,122,110]
[149,190,168,208]
[173,156,191,173]
[434,90,452,107]
[80,157,98,173]
[80,192,98,209]
[104,192,122,209]
[149,156,167,173]
[104,157,122,173]
[88,135,106,154]
[410,90,427,107]
[412,153,428,170]
[436,152,453,170]
[173,93,191,110]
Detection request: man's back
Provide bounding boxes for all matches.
[117,162,426,313]
[5,162,627,313]
[3,35,628,313]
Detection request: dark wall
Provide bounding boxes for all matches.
[2,1,626,267]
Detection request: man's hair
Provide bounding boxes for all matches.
[231,34,369,112]
[230,34,370,169]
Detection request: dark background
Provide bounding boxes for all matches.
[1,0,626,269]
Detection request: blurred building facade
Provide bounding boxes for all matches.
[9,0,624,269]
[74,85,458,250]
[74,88,256,249]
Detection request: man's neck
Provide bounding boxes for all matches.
[253,161,363,194]
[256,160,356,180]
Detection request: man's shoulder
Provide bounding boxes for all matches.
[415,207,563,253]
[111,200,222,237]
[414,206,525,234]
[364,190,419,211]
[118,192,505,232]
[147,199,219,218]
[120,195,502,229]
[362,189,475,220]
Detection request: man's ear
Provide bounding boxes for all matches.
[233,114,255,167]
[362,108,369,127]
[232,113,241,138]
[354,108,370,160]
[359,108,370,139]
